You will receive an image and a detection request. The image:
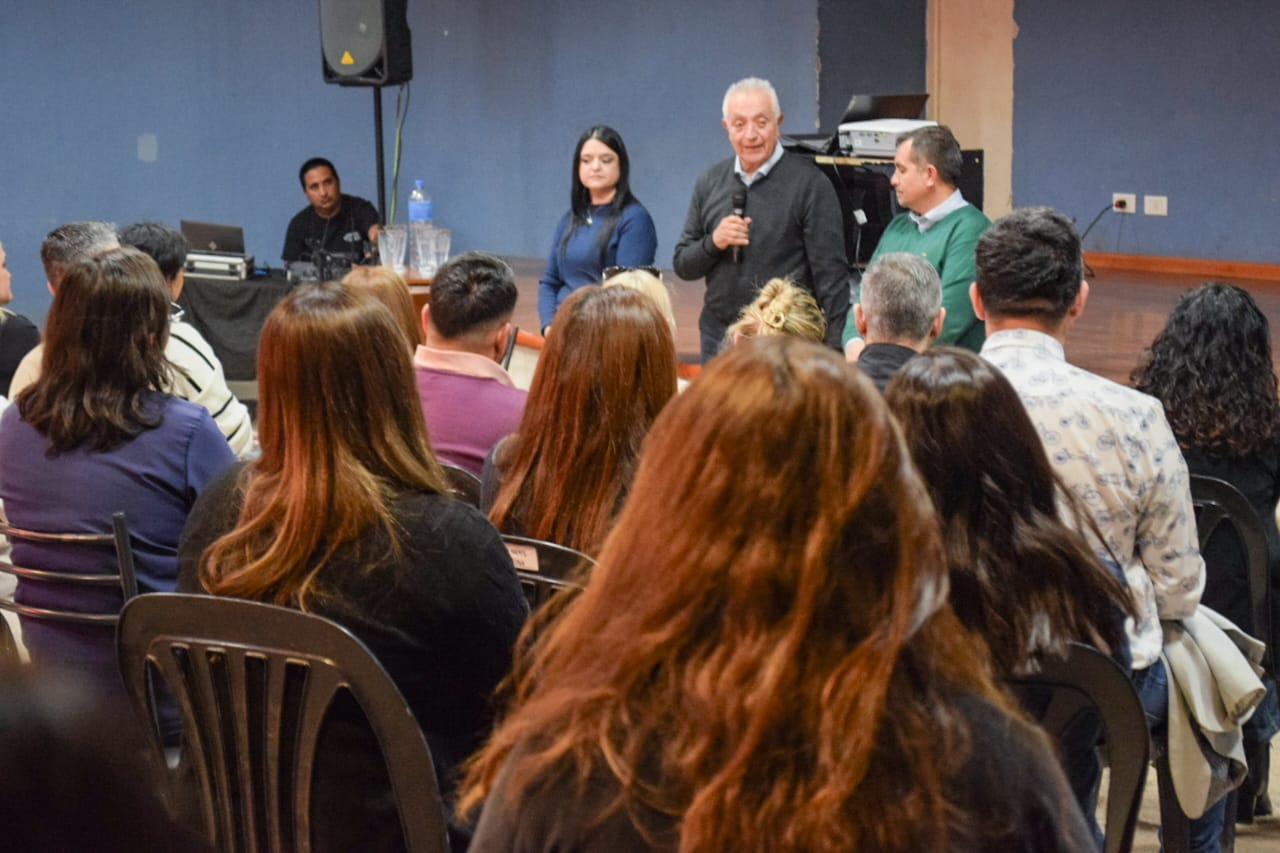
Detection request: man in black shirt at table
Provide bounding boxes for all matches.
[281,157,381,265]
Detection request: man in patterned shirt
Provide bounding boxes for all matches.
[973,206,1220,848]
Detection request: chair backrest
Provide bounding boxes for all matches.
[501,534,592,610]
[0,615,18,667]
[501,325,519,370]
[1009,643,1149,853]
[440,463,482,508]
[116,593,449,853]
[1189,473,1272,671]
[0,511,137,626]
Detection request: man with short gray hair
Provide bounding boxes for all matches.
[675,77,850,361]
[852,252,944,390]
[39,221,119,291]
[9,222,120,397]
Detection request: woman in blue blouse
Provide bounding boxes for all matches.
[538,125,657,333]
[0,247,235,694]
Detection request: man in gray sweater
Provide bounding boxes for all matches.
[674,77,850,362]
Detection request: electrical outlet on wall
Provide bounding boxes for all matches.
[1112,193,1137,213]
[1144,195,1168,216]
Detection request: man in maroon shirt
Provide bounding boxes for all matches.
[413,252,526,475]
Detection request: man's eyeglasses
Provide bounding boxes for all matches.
[602,265,662,281]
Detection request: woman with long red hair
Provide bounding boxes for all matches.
[483,285,676,555]
[179,282,526,851]
[461,336,1092,851]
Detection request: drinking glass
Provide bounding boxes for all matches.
[377,224,408,274]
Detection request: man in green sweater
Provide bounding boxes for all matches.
[843,125,989,357]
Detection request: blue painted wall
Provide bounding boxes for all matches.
[2,1,376,319]
[1,0,822,322]
[1013,0,1280,262]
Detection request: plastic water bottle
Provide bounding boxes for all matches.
[408,179,433,223]
[408,180,434,273]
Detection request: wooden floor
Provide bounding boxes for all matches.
[506,258,1280,380]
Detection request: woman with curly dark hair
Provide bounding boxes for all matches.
[462,337,1093,852]
[1132,280,1280,821]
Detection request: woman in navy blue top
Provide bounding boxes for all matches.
[0,248,235,691]
[538,125,657,333]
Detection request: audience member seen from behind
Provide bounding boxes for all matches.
[1132,281,1280,821]
[462,336,1094,852]
[538,126,658,334]
[0,240,40,397]
[852,252,945,390]
[118,221,254,457]
[483,286,677,556]
[341,264,424,350]
[886,347,1135,842]
[975,209,1226,848]
[0,248,235,699]
[887,348,1133,674]
[601,266,676,336]
[725,277,826,348]
[178,282,526,851]
[414,253,526,476]
[9,221,119,397]
[0,667,210,853]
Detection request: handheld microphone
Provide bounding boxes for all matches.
[729,189,747,264]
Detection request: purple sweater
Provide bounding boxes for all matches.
[0,392,236,680]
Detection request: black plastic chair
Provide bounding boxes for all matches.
[0,511,137,627]
[501,324,519,370]
[1009,642,1149,853]
[1189,474,1272,671]
[501,534,593,610]
[0,615,18,666]
[116,593,449,853]
[1152,474,1270,852]
[440,463,483,508]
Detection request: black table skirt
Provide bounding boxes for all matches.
[177,273,293,381]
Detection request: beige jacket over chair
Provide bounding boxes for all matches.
[1162,606,1266,818]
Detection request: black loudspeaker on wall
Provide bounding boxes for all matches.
[320,0,412,87]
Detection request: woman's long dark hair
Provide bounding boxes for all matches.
[18,247,171,453]
[558,125,638,267]
[886,348,1134,674]
[1132,281,1280,460]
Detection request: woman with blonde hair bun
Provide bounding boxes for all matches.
[726,277,826,347]
[462,336,1092,852]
